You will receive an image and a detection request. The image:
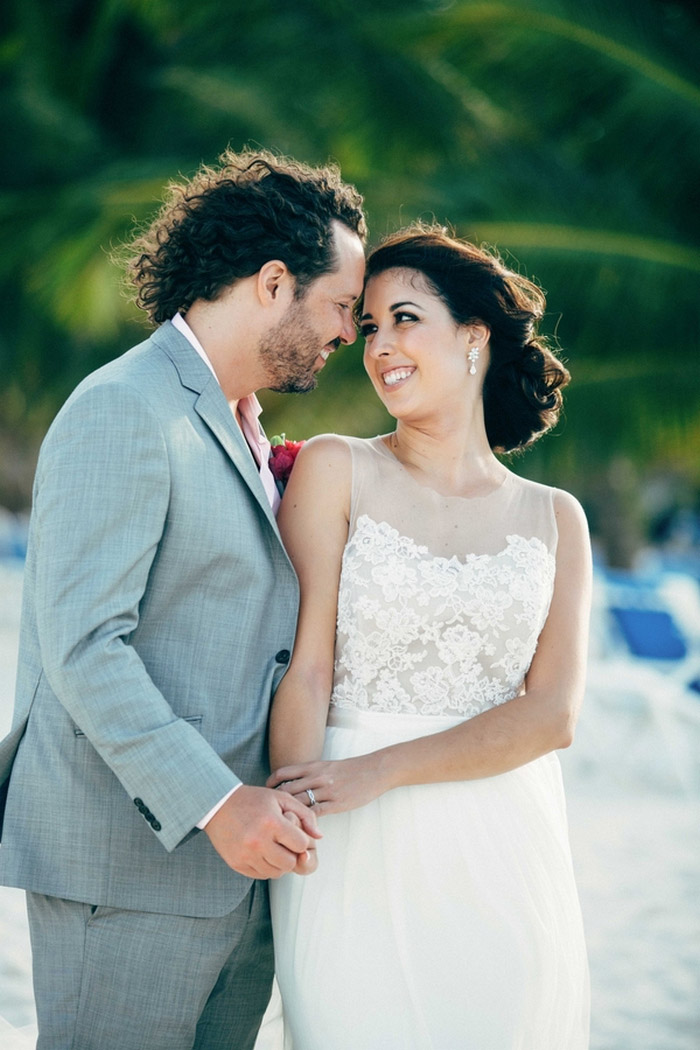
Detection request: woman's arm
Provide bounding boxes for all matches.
[269,489,592,814]
[268,435,352,773]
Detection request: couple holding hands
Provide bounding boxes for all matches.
[0,148,590,1049]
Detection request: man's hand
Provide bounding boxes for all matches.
[204,785,321,879]
[282,810,319,876]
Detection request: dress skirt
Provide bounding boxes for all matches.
[269,707,590,1050]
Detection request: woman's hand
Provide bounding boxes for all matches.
[268,753,389,816]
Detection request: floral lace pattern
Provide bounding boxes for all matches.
[330,514,556,719]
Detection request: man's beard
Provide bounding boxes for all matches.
[257,300,324,394]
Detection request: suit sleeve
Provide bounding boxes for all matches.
[33,380,240,851]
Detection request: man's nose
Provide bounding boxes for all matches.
[339,314,357,345]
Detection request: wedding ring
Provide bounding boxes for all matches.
[305,788,317,806]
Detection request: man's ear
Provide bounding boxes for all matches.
[256,260,295,306]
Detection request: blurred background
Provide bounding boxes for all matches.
[1,0,699,568]
[1,1,699,1047]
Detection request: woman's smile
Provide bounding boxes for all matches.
[381,366,416,387]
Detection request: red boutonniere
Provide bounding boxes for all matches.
[269,434,305,491]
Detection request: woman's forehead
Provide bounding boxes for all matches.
[365,267,435,300]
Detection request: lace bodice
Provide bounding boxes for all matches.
[329,438,558,720]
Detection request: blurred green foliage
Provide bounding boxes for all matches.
[1,0,699,560]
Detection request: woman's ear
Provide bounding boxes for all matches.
[465,322,490,350]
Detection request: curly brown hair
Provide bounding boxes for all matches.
[360,224,570,454]
[123,147,366,325]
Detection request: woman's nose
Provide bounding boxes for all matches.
[366,327,393,357]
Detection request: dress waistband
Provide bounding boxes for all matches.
[327,705,466,736]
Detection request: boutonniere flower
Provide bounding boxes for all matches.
[270,434,305,491]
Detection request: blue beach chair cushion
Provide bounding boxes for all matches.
[609,606,688,661]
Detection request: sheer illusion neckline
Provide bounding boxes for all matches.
[369,435,512,503]
[351,512,553,571]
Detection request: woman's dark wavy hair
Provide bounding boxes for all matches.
[361,223,570,453]
[122,147,367,324]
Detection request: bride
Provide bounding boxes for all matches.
[262,224,591,1049]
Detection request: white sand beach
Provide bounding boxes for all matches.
[1,561,699,1048]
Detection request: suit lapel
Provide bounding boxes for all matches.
[152,322,281,536]
[194,385,280,534]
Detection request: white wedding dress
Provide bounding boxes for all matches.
[0,1017,36,1048]
[265,436,589,1050]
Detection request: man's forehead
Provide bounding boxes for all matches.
[332,220,365,254]
[329,223,365,292]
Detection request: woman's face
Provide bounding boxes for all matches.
[360,267,483,421]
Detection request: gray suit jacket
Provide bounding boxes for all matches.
[0,322,299,917]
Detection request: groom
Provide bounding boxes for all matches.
[0,148,366,1049]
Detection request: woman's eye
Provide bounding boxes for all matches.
[359,323,377,338]
[394,311,418,324]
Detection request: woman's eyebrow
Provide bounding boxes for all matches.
[360,299,420,322]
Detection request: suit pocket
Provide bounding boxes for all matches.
[73,713,204,737]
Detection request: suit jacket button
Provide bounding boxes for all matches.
[152,821,162,831]
[134,798,144,811]
[275,649,290,665]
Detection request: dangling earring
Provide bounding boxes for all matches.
[468,346,480,375]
